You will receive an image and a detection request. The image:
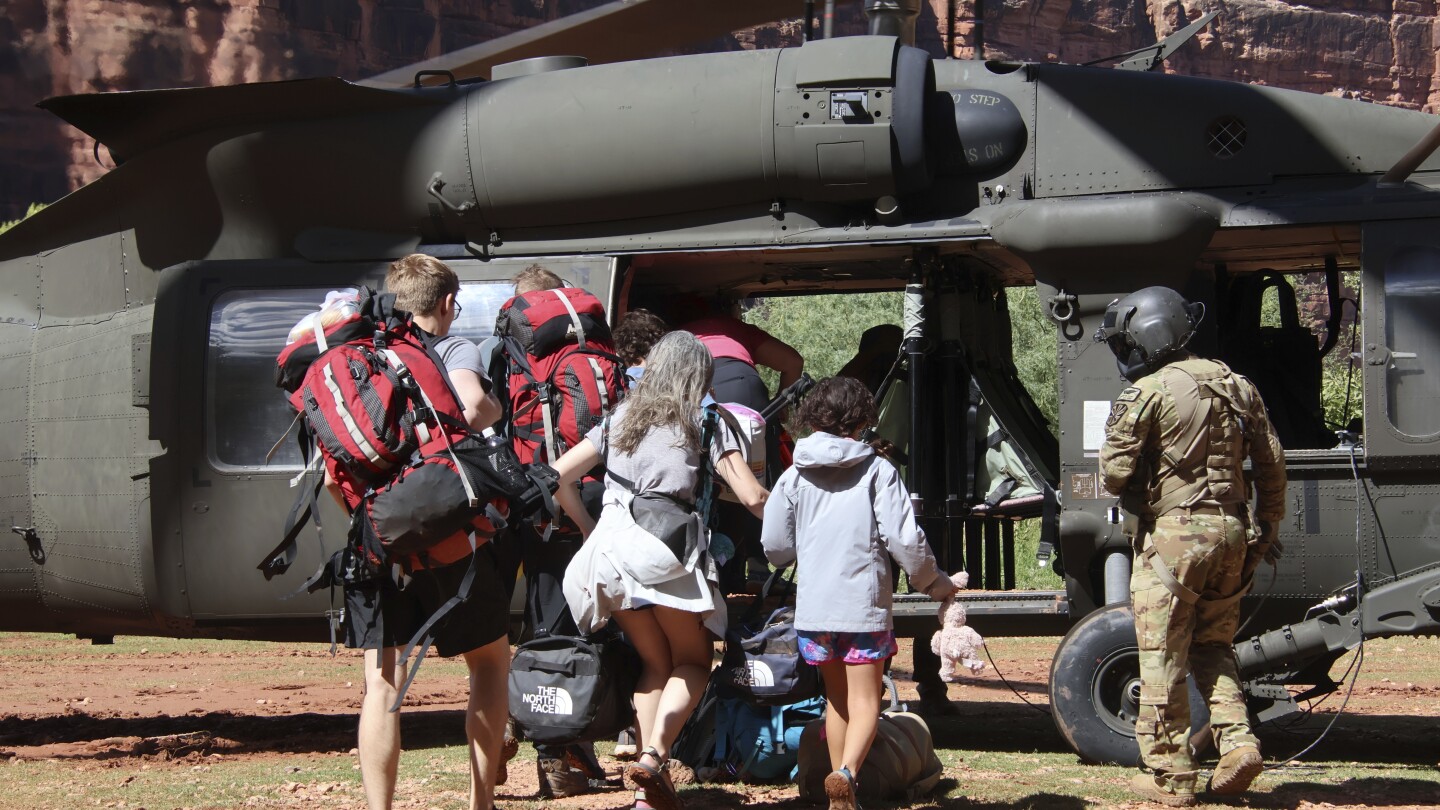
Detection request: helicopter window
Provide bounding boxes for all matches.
[206,281,515,471]
[1382,247,1440,436]
[450,281,516,341]
[208,287,338,469]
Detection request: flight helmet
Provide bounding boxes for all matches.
[1093,286,1205,382]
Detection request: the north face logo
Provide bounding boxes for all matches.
[521,685,574,715]
[732,660,774,688]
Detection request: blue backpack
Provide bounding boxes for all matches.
[713,695,828,782]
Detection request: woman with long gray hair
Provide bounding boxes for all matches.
[553,331,768,810]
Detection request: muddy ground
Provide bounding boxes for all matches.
[1,633,1436,809]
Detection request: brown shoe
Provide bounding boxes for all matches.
[625,749,682,810]
[1209,746,1263,795]
[496,720,519,786]
[538,757,591,799]
[824,768,859,810]
[1129,773,1197,807]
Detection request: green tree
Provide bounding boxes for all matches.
[0,203,46,235]
[743,286,1058,434]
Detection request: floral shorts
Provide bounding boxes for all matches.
[797,629,899,665]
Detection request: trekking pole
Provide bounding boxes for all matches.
[759,373,815,423]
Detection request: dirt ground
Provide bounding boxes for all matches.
[1,633,1437,810]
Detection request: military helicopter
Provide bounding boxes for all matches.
[3,0,1439,768]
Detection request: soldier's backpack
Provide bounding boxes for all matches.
[492,287,625,467]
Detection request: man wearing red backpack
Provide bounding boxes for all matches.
[494,264,620,797]
[344,254,510,810]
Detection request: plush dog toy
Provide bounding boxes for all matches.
[930,571,986,681]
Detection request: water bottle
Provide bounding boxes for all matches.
[482,428,527,491]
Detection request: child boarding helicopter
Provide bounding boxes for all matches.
[1,0,1439,767]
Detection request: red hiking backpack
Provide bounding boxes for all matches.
[261,288,506,576]
[493,287,626,468]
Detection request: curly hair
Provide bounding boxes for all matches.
[613,309,670,367]
[797,376,878,437]
[611,331,713,455]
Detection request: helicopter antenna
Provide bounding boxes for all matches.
[1083,10,1219,71]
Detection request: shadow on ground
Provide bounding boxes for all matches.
[1,698,1435,774]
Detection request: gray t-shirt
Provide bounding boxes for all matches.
[432,334,491,391]
[586,401,743,501]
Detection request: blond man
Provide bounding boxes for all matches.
[346,253,507,810]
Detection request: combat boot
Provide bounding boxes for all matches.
[538,756,591,798]
[1129,772,1197,807]
[1208,745,1263,795]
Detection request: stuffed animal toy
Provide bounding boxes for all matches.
[930,571,986,681]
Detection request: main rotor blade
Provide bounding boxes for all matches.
[361,0,822,88]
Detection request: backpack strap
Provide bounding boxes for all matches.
[502,335,561,463]
[588,357,610,415]
[695,405,721,525]
[311,313,330,353]
[381,347,478,508]
[551,289,588,348]
[388,501,508,712]
[257,427,327,579]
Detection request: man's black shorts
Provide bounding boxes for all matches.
[343,544,510,658]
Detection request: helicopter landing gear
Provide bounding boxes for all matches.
[1049,603,1210,766]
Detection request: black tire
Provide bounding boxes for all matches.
[1049,603,1210,766]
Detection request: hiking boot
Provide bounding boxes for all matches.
[1128,772,1197,807]
[496,719,519,786]
[1208,746,1263,796]
[823,767,859,810]
[537,757,591,798]
[565,743,607,781]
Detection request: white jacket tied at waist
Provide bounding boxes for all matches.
[563,488,727,638]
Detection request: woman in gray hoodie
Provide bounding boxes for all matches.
[761,376,957,810]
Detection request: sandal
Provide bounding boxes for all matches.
[625,748,682,810]
[824,767,859,810]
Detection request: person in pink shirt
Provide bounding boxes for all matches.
[679,302,802,591]
[682,310,803,413]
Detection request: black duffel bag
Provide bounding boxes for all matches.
[509,634,641,745]
[718,569,822,707]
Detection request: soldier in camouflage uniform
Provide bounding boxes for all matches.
[1095,287,1286,807]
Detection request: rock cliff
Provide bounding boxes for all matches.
[1,0,1437,218]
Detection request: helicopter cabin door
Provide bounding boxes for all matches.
[1360,222,1440,470]
[179,255,617,635]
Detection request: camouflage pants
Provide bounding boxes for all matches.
[1131,512,1260,790]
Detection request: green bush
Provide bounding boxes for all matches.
[0,203,46,236]
[742,286,1058,431]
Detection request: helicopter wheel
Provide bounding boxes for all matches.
[1049,603,1210,766]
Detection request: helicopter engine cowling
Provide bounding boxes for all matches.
[431,35,934,230]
